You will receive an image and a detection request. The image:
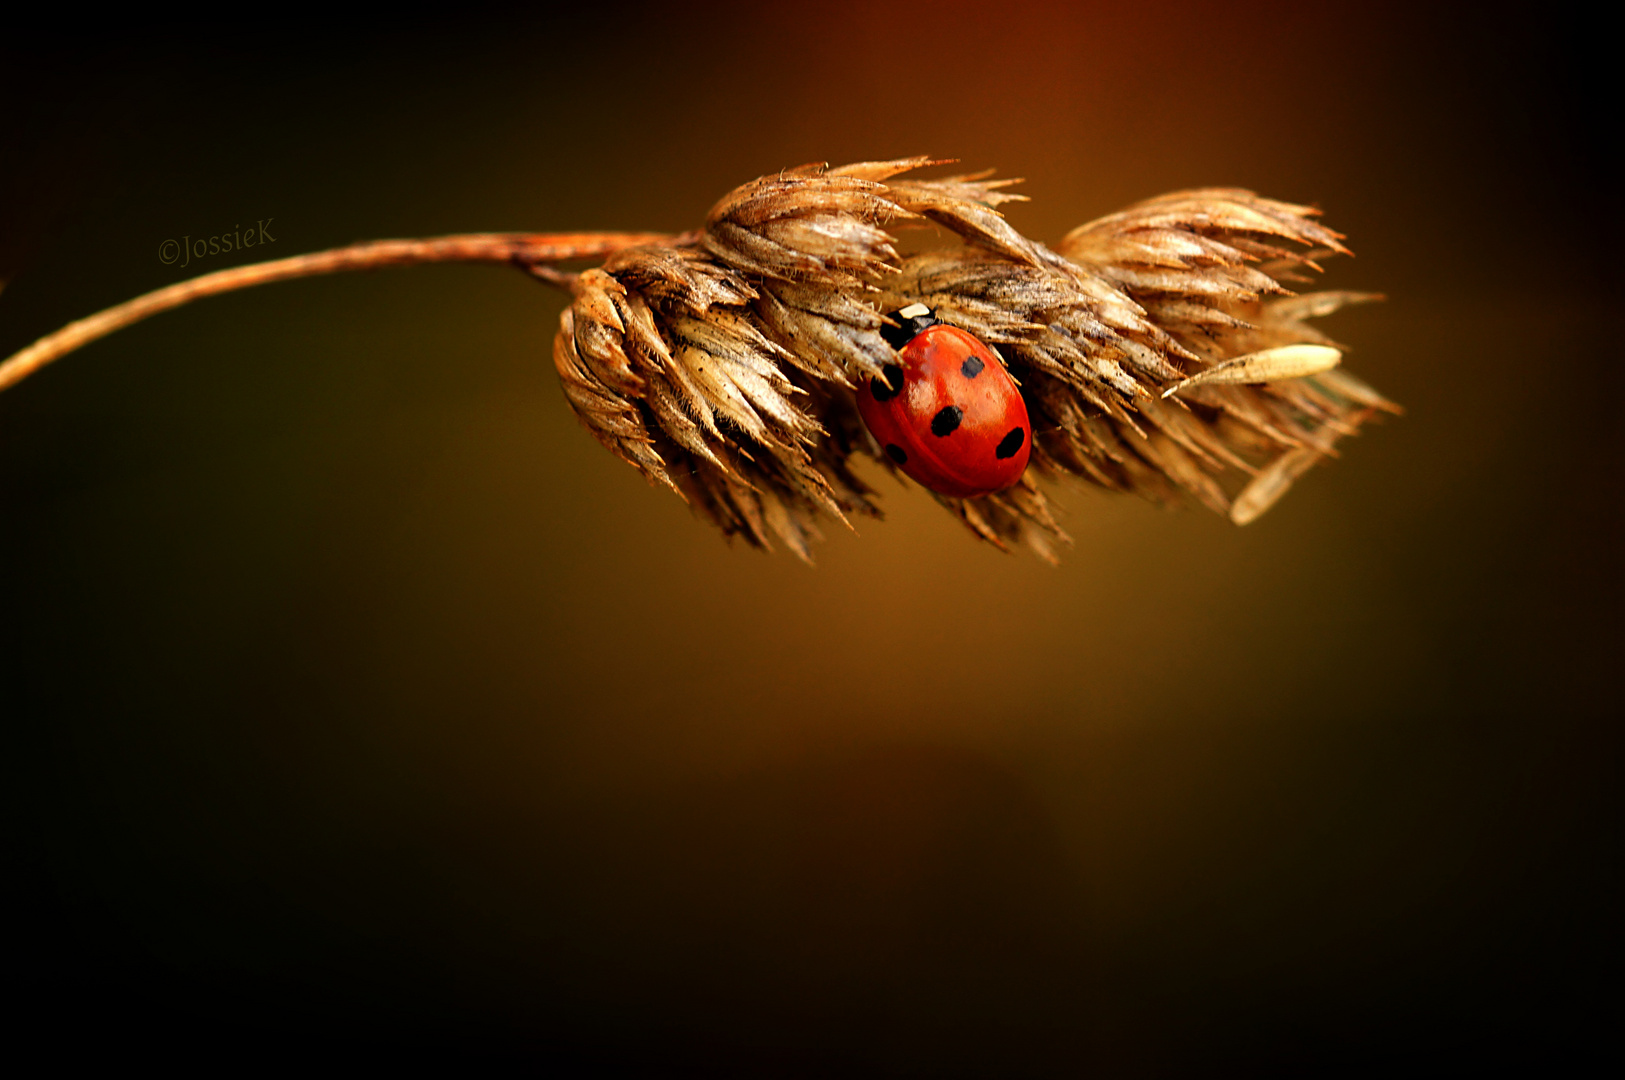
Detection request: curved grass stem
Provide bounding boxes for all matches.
[0,231,675,394]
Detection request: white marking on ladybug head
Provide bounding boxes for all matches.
[898,303,931,319]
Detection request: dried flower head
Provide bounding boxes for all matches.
[550,158,1394,561]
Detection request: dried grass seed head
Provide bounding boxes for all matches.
[550,159,1396,561]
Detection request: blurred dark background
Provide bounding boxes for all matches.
[2,2,1616,1073]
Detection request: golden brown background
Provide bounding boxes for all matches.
[4,2,1614,1071]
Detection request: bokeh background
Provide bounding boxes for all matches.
[4,2,1615,1072]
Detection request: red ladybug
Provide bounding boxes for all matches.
[857,304,1031,498]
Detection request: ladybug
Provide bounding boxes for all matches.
[857,304,1031,498]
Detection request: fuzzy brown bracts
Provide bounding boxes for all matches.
[550,157,1394,562]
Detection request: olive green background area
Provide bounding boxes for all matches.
[2,2,1614,1071]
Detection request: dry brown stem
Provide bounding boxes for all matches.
[0,232,673,393]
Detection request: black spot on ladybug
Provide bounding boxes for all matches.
[871,364,905,402]
[885,444,908,465]
[931,406,963,437]
[960,355,985,379]
[995,427,1026,459]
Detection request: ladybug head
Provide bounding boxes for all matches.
[880,303,940,350]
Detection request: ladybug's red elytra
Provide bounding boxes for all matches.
[857,304,1032,498]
